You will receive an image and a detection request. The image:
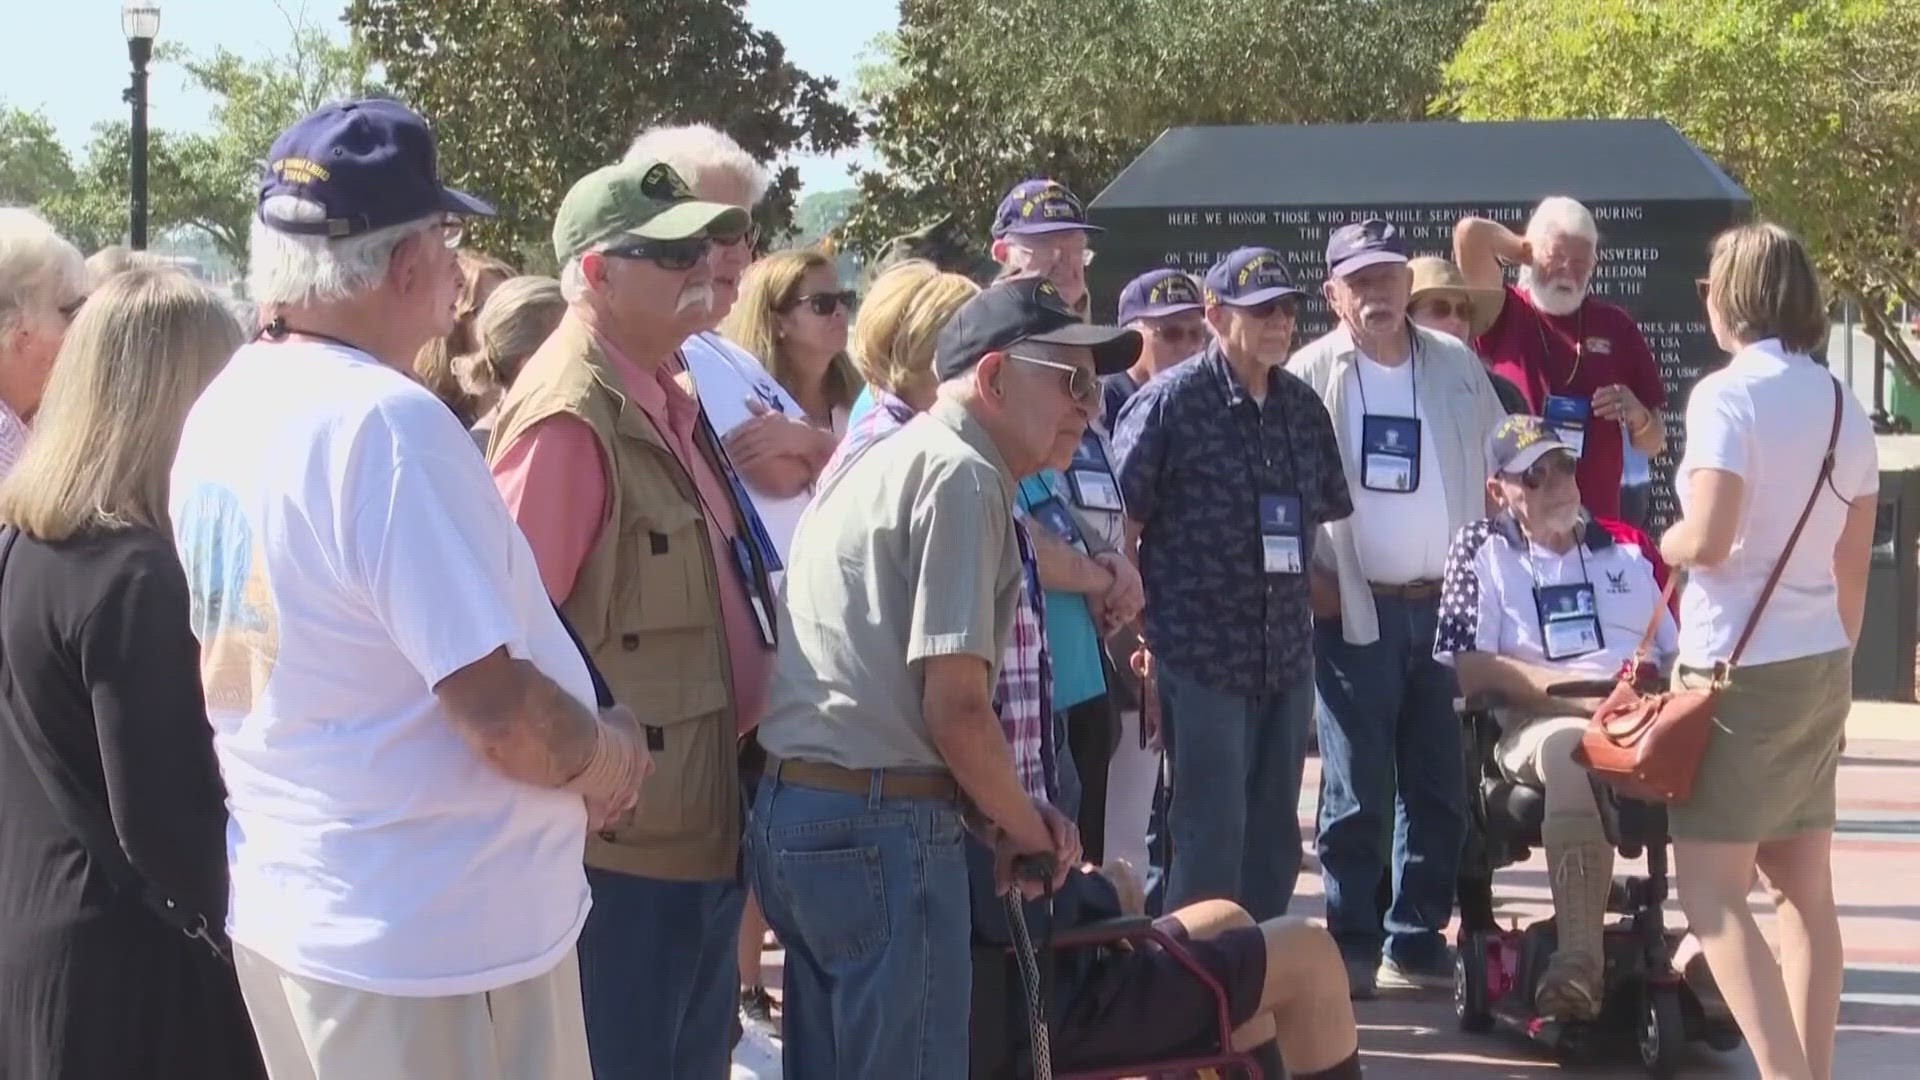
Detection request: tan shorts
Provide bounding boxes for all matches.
[233,945,591,1080]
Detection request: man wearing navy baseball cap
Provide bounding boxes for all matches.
[1103,269,1206,432]
[1109,247,1351,924]
[990,178,1102,315]
[170,99,637,1079]
[1286,218,1507,998]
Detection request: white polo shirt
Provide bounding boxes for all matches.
[1435,515,1676,679]
[1676,339,1878,669]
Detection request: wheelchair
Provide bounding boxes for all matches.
[1452,681,1742,1076]
[969,915,1264,1079]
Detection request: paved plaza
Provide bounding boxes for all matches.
[743,701,1920,1078]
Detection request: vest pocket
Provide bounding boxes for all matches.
[604,707,737,860]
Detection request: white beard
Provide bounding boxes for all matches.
[1519,265,1588,317]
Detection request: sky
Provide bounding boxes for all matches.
[0,0,893,194]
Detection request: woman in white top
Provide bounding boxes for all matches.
[1659,223,1877,1080]
[718,249,860,436]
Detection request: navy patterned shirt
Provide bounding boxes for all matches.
[1112,343,1353,693]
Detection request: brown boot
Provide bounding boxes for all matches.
[1536,826,1614,1021]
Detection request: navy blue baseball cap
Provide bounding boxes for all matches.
[991,179,1103,239]
[258,99,494,238]
[1203,248,1306,307]
[1116,270,1204,325]
[935,277,1140,381]
[1325,219,1409,279]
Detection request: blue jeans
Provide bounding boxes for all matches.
[746,773,971,1080]
[1156,663,1315,921]
[1314,595,1466,969]
[577,868,745,1078]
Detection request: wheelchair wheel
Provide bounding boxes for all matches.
[1455,936,1493,1033]
[1639,986,1686,1077]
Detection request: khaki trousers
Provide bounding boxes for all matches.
[233,945,592,1080]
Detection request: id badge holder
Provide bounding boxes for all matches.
[1360,414,1421,493]
[1259,494,1304,575]
[1030,496,1089,554]
[1067,433,1123,511]
[1544,395,1591,459]
[1535,582,1603,661]
[730,536,777,647]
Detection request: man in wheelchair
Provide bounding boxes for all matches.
[969,846,1363,1079]
[1432,415,1677,1022]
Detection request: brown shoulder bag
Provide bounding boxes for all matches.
[1574,379,1843,803]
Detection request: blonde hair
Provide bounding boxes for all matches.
[0,268,240,541]
[720,250,862,412]
[414,249,515,423]
[1707,222,1827,354]
[457,275,565,400]
[849,260,981,398]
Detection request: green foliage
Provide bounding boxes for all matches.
[785,188,857,250]
[346,0,860,267]
[842,0,1487,259]
[1443,0,1920,380]
[0,107,76,208]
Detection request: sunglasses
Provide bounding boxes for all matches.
[1008,353,1098,406]
[1413,297,1471,322]
[786,290,856,317]
[1240,297,1299,321]
[601,236,711,272]
[1151,322,1209,346]
[1510,452,1578,490]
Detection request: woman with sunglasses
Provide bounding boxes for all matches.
[719,250,861,436]
[1406,257,1528,415]
[0,210,86,480]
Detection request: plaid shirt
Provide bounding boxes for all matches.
[820,390,1053,802]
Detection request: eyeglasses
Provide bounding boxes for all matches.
[1150,322,1209,346]
[1012,241,1096,269]
[1413,298,1470,322]
[601,236,711,272]
[1008,352,1098,406]
[437,217,465,250]
[786,290,856,317]
[1240,297,1299,321]
[56,295,89,323]
[1510,453,1578,491]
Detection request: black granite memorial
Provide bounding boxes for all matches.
[1086,119,1753,528]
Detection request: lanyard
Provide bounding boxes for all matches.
[1212,352,1304,498]
[1517,528,1593,592]
[1532,304,1587,396]
[1351,333,1420,417]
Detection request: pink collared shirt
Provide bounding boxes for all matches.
[492,331,772,733]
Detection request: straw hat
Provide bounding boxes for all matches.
[1408,256,1504,337]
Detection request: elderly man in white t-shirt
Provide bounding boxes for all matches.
[169,100,648,1080]
[1433,414,1676,1022]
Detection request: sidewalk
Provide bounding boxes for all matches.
[741,698,1920,1078]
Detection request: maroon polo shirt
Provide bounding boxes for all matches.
[1474,285,1666,519]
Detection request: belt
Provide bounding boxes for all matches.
[1370,579,1440,600]
[769,758,961,802]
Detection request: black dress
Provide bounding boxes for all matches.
[0,528,264,1080]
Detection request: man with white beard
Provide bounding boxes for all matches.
[1454,198,1667,523]
[487,158,779,1077]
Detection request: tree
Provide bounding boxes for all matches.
[842,0,1487,260]
[785,188,857,250]
[346,0,861,267]
[0,106,76,208]
[1442,0,1920,386]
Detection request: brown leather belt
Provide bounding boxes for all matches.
[769,758,961,802]
[1370,579,1441,601]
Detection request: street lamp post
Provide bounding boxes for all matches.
[122,2,161,251]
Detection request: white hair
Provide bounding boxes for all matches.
[1525,196,1599,247]
[559,257,591,304]
[622,124,770,206]
[246,196,442,307]
[0,207,85,333]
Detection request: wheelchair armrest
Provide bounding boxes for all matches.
[1454,691,1504,714]
[1545,678,1617,699]
[1044,915,1156,951]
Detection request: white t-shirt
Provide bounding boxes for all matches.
[1343,354,1453,584]
[1676,339,1878,668]
[681,332,816,567]
[170,341,595,997]
[1435,517,1676,680]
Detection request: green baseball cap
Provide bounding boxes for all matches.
[551,159,751,264]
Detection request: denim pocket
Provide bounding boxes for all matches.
[770,845,889,964]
